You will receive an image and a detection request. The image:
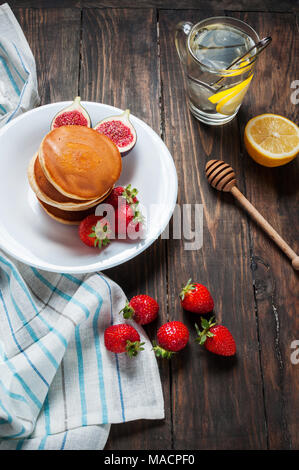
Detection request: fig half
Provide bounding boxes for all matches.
[51,96,91,130]
[94,109,137,156]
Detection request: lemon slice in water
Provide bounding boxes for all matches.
[208,74,253,115]
[224,59,252,77]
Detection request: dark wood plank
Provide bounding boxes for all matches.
[78,0,275,10]
[159,9,267,449]
[79,7,171,450]
[11,3,298,451]
[8,0,299,13]
[231,11,299,450]
[13,7,81,104]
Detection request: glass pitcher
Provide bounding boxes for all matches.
[175,17,260,125]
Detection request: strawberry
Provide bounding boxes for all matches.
[104,186,125,208]
[103,183,144,237]
[115,202,134,235]
[79,215,111,248]
[105,184,139,208]
[153,321,189,359]
[104,324,144,357]
[120,295,159,325]
[180,279,214,314]
[115,202,143,237]
[195,317,236,356]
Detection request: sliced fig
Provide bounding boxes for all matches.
[94,109,137,156]
[51,96,91,130]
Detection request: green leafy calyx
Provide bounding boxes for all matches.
[88,221,111,249]
[120,301,135,320]
[126,340,145,358]
[152,341,175,359]
[180,278,196,300]
[195,317,216,346]
[122,184,138,206]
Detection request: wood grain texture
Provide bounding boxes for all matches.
[79,8,171,449]
[8,0,299,12]
[13,7,81,104]
[159,9,267,449]
[9,2,299,451]
[231,11,299,450]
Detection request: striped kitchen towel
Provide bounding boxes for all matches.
[0,3,164,449]
[0,3,39,128]
[0,251,164,450]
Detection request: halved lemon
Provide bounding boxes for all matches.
[244,114,299,167]
[208,75,253,116]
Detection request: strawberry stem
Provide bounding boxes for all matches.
[195,317,216,346]
[88,221,111,249]
[152,341,175,359]
[122,184,138,206]
[133,209,145,225]
[179,278,196,300]
[125,340,145,358]
[120,301,135,320]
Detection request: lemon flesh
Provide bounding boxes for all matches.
[244,114,299,167]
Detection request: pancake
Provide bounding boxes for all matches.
[38,199,96,225]
[28,154,113,211]
[39,125,122,200]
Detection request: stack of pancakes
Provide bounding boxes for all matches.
[28,125,122,224]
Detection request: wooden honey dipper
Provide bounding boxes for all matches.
[205,160,299,270]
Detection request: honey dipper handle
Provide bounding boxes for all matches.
[230,186,299,270]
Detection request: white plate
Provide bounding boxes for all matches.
[0,102,177,273]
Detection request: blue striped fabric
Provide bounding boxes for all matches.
[0,4,163,448]
[0,4,39,128]
[0,251,164,450]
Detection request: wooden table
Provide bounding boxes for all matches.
[11,1,298,450]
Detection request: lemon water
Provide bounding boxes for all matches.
[191,23,255,70]
[187,23,256,124]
